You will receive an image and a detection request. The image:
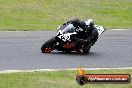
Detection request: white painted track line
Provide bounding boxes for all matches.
[0,67,132,73]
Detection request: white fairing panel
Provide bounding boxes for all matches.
[57,30,77,42]
[95,25,105,35]
[56,23,77,42]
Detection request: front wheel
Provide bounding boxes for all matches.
[41,37,56,53]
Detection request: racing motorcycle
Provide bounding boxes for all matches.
[41,23,106,54]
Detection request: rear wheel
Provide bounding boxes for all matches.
[41,37,56,53]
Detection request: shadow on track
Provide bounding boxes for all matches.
[41,51,102,57]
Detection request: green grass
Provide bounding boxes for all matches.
[0,0,131,31]
[0,69,132,88]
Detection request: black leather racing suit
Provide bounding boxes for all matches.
[65,19,98,47]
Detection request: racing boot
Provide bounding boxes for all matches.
[82,44,91,54]
[75,38,90,54]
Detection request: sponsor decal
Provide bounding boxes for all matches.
[76,67,131,86]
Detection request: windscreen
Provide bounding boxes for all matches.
[61,24,75,34]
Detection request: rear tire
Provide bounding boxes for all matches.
[41,37,56,53]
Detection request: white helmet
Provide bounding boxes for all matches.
[85,19,94,26]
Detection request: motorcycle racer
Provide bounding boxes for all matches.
[63,18,99,53]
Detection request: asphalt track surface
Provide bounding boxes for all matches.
[0,30,132,71]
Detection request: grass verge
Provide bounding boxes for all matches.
[0,0,131,31]
[0,69,132,88]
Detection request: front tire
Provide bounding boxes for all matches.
[41,37,56,53]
